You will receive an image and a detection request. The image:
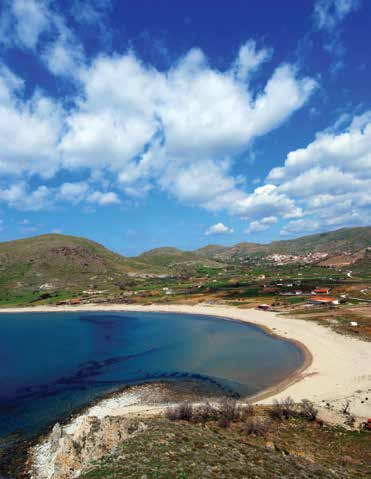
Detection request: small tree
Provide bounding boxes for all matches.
[166,402,193,421]
[282,397,297,419]
[218,397,240,422]
[192,402,219,424]
[341,400,351,415]
[299,399,318,421]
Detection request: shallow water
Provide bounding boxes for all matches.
[0,311,304,438]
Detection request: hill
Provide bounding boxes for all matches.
[196,226,371,260]
[0,234,159,297]
[137,246,223,269]
[0,226,369,305]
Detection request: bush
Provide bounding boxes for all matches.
[269,397,297,420]
[299,399,318,421]
[282,397,297,419]
[239,402,255,419]
[218,397,240,423]
[243,417,270,436]
[269,400,284,420]
[192,402,219,424]
[166,402,193,421]
[217,415,231,428]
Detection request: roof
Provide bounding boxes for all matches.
[314,288,330,292]
[309,296,337,302]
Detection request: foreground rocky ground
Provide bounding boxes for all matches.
[78,415,370,479]
[29,399,371,479]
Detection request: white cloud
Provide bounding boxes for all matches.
[0,65,63,178]
[0,182,52,210]
[0,0,50,50]
[280,219,321,236]
[60,49,315,217]
[0,0,85,76]
[228,184,302,219]
[205,223,234,236]
[58,182,90,204]
[266,111,371,235]
[0,40,316,220]
[246,216,277,234]
[233,40,272,81]
[87,191,120,205]
[41,15,85,76]
[314,0,360,31]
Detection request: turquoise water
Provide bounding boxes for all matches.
[0,311,304,439]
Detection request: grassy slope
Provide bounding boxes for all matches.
[197,227,371,259]
[0,227,369,303]
[137,247,224,269]
[0,234,161,295]
[79,418,370,479]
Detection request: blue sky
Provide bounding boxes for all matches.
[0,0,370,255]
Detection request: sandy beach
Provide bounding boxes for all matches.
[10,302,367,478]
[2,302,371,420]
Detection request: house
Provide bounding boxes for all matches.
[308,296,339,305]
[313,287,331,294]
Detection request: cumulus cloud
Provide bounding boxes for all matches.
[0,182,52,210]
[86,191,120,205]
[0,66,63,178]
[267,111,371,235]
[0,34,316,220]
[58,182,90,204]
[246,216,277,234]
[60,49,316,217]
[205,223,234,236]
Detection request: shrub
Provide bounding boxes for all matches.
[192,402,219,424]
[217,415,231,428]
[269,397,297,420]
[166,402,193,421]
[282,397,297,419]
[239,402,255,419]
[269,399,284,420]
[243,417,270,436]
[218,397,240,422]
[341,400,351,415]
[299,399,318,421]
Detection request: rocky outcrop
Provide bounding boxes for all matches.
[30,416,147,479]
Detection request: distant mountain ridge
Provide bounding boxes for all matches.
[194,226,371,260]
[0,226,369,294]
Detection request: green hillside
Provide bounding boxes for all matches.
[268,227,371,254]
[197,226,371,260]
[0,226,369,306]
[137,246,223,269]
[0,234,160,300]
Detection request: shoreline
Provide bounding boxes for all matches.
[4,303,368,479]
[1,303,371,419]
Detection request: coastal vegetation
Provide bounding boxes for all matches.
[0,226,370,339]
[77,400,370,479]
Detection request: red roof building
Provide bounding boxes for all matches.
[314,287,331,294]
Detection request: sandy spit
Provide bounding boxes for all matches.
[2,303,371,420]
